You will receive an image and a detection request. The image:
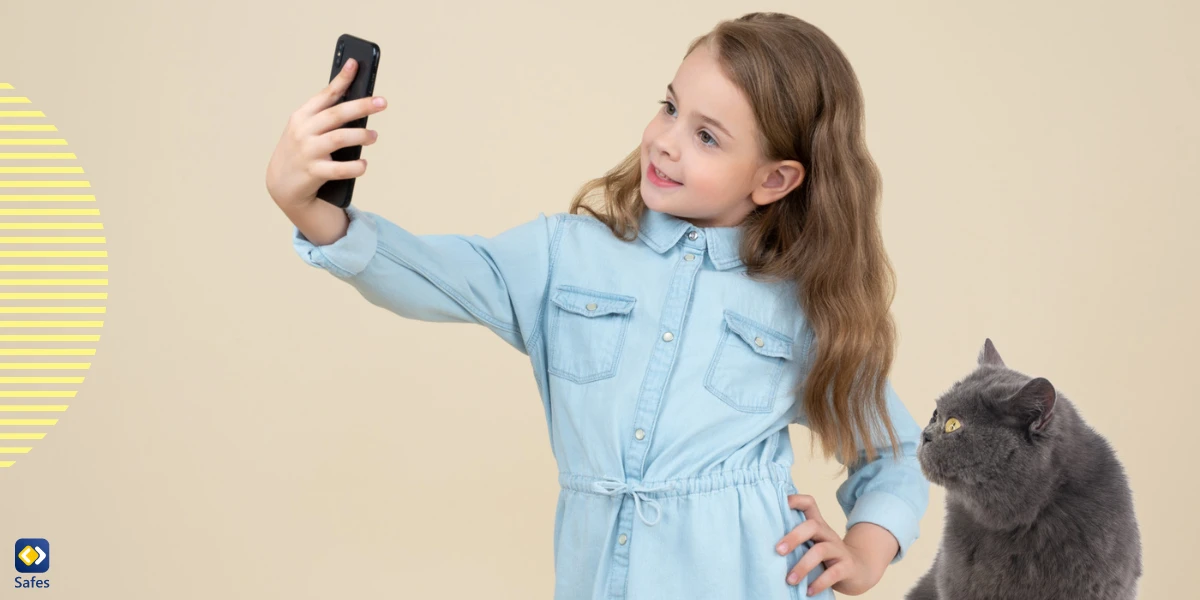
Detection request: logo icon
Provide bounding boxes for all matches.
[14,539,49,573]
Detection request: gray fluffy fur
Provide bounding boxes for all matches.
[906,339,1142,600]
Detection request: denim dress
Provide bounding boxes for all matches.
[292,205,930,599]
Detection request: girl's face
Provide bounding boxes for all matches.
[640,43,804,228]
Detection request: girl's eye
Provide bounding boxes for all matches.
[945,417,961,433]
[658,99,718,147]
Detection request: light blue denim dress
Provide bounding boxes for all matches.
[292,205,929,599]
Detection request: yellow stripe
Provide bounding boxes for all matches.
[0,155,78,161]
[0,112,43,117]
[0,139,68,145]
[0,461,15,466]
[0,265,107,271]
[0,308,101,316]
[0,182,91,188]
[0,433,46,439]
[0,125,57,132]
[0,448,33,453]
[0,239,105,244]
[0,391,76,397]
[0,292,106,298]
[0,419,57,425]
[0,196,91,204]
[0,98,31,104]
[0,195,92,201]
[0,209,100,215]
[0,254,106,259]
[0,223,104,230]
[0,349,94,356]
[0,405,69,411]
[0,363,90,369]
[0,376,85,381]
[0,84,13,89]
[0,196,92,204]
[0,166,82,173]
[0,321,104,327]
[0,336,99,342]
[0,280,107,285]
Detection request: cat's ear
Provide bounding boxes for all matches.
[1009,377,1057,432]
[978,338,1005,367]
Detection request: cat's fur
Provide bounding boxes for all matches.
[906,339,1142,600]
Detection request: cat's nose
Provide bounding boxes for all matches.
[922,430,932,444]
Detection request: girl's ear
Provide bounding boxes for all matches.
[750,160,805,207]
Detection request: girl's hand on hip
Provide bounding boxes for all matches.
[775,494,884,596]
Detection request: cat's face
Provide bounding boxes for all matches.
[917,339,1058,493]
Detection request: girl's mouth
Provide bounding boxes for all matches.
[647,163,682,188]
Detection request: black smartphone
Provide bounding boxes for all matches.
[316,34,380,208]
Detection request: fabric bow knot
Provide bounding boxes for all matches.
[591,479,677,526]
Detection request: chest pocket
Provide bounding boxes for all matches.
[705,310,794,413]
[547,285,636,384]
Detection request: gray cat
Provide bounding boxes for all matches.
[906,339,1142,600]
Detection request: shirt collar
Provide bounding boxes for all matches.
[637,208,744,270]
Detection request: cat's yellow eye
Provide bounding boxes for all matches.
[945,418,961,433]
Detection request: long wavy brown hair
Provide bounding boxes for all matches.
[569,12,902,470]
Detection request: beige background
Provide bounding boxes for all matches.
[1,0,1196,597]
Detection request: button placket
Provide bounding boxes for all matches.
[605,236,706,598]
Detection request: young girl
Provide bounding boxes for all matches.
[267,12,928,599]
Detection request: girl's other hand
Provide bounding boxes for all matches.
[775,494,885,596]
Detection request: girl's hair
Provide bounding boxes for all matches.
[569,12,901,470]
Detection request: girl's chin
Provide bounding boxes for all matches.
[640,183,664,209]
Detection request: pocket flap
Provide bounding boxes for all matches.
[552,286,636,317]
[722,311,793,359]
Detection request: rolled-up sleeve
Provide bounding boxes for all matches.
[292,204,562,354]
[831,379,930,564]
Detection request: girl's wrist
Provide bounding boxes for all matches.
[843,522,898,583]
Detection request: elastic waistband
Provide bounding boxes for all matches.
[558,463,792,499]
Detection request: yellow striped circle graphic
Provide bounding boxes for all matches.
[0,82,106,468]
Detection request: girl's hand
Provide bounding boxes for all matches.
[775,494,886,596]
[265,57,386,214]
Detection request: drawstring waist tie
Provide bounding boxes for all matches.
[590,479,676,526]
[558,464,793,528]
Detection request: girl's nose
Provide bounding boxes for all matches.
[651,131,679,161]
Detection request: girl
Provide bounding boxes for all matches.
[267,12,928,599]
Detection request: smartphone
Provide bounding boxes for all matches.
[316,34,380,208]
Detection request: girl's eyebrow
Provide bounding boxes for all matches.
[667,83,736,141]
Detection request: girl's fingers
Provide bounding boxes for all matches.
[778,494,837,554]
[805,558,851,595]
[786,540,838,586]
[776,518,827,555]
[788,493,825,523]
[307,158,368,182]
[308,95,386,137]
[313,127,378,157]
[297,58,358,119]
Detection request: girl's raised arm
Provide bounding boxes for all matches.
[292,205,563,355]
